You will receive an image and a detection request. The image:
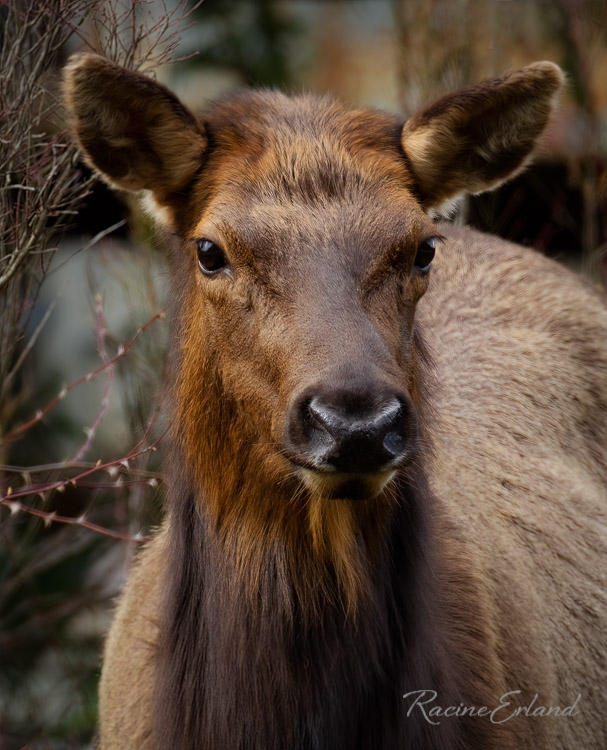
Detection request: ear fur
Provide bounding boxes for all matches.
[63,54,206,208]
[401,61,565,212]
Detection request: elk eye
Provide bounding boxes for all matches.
[197,239,227,275]
[413,237,437,271]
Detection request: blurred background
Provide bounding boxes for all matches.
[1,0,605,746]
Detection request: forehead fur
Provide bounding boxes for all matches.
[181,91,416,235]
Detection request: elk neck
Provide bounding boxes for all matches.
[152,323,498,749]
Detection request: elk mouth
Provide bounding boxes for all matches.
[288,459,398,501]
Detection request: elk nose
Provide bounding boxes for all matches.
[293,393,410,473]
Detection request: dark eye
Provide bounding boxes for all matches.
[413,237,438,272]
[196,239,228,275]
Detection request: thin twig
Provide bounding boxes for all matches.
[2,292,61,401]
[71,294,114,461]
[1,502,150,543]
[2,310,165,444]
[47,219,127,278]
[0,462,162,480]
[1,433,164,502]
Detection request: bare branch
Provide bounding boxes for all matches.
[1,501,150,543]
[2,310,165,444]
[71,294,115,462]
[1,293,60,403]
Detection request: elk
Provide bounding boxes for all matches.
[64,55,607,750]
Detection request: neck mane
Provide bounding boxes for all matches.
[153,333,506,750]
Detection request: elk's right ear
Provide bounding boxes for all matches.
[63,54,206,211]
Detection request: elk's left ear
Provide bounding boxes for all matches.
[401,62,565,211]
[64,54,206,214]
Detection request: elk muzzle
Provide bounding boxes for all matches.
[285,382,417,499]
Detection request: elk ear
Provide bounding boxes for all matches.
[63,54,206,211]
[401,61,565,212]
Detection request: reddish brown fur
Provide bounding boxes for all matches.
[63,56,607,749]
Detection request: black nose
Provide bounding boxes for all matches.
[287,389,413,473]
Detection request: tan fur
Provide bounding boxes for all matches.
[422,226,607,748]
[97,530,166,746]
[63,57,607,749]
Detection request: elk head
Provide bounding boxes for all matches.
[64,56,563,539]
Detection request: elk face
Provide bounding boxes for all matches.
[64,56,564,506]
[183,102,439,502]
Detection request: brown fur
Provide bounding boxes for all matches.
[63,56,607,749]
[401,62,565,212]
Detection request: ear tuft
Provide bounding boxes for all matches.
[401,61,566,211]
[63,54,206,206]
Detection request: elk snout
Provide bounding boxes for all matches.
[286,385,417,478]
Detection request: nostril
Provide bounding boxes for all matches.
[375,399,407,459]
[302,398,338,460]
[307,397,347,437]
[383,427,406,459]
